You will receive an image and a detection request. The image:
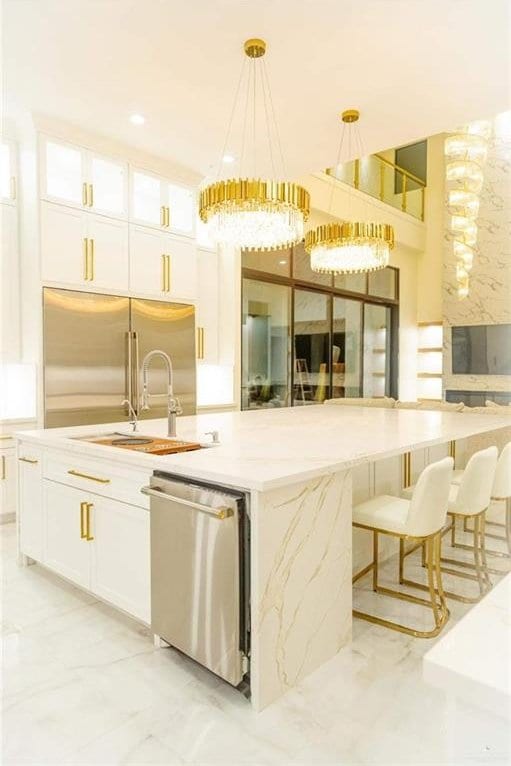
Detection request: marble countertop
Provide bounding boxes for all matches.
[15,405,511,492]
[423,574,511,721]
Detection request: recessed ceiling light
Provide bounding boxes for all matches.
[279,260,287,265]
[130,114,146,126]
[222,154,235,163]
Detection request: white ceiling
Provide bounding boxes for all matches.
[4,0,510,180]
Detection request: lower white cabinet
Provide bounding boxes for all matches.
[196,248,219,364]
[1,448,16,521]
[18,448,43,561]
[91,495,150,623]
[41,478,150,622]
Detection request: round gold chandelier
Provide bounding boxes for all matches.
[199,39,310,251]
[304,110,395,274]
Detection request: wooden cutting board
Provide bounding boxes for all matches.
[90,437,202,455]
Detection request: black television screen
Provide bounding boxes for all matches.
[452,324,511,375]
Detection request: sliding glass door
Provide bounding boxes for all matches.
[293,290,330,404]
[241,279,291,409]
[332,297,363,398]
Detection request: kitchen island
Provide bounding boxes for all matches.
[16,405,511,710]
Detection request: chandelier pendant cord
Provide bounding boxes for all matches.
[261,56,276,178]
[262,57,286,177]
[328,120,346,215]
[239,57,252,178]
[252,56,257,178]
[216,57,247,181]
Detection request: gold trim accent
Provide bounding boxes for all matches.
[402,451,412,488]
[67,469,110,484]
[341,109,360,123]
[244,38,266,58]
[216,507,234,520]
[1,455,6,480]
[80,501,87,539]
[18,457,38,464]
[198,178,310,251]
[86,502,94,541]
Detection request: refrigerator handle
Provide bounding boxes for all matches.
[125,331,133,415]
[132,331,140,415]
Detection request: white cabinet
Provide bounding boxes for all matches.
[1,139,17,204]
[1,448,16,520]
[38,472,150,622]
[18,448,43,561]
[40,136,128,218]
[44,479,90,588]
[41,201,129,291]
[91,496,150,623]
[1,203,20,360]
[129,225,197,300]
[130,167,195,236]
[196,248,219,363]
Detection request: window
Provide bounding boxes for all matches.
[395,140,427,193]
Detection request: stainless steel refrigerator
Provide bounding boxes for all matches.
[43,287,196,428]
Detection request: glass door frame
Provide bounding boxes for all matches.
[241,259,399,408]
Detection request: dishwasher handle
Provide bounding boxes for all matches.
[141,485,234,520]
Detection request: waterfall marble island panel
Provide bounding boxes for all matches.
[16,407,511,710]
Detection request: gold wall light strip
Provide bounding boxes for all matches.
[402,451,412,488]
[1,455,6,480]
[68,469,110,484]
[88,183,94,207]
[18,457,38,464]
[80,501,87,539]
[82,182,88,206]
[86,502,94,541]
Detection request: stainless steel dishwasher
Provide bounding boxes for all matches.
[141,471,250,689]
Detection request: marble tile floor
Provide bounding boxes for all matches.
[2,519,510,766]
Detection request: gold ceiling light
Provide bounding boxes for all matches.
[304,110,395,274]
[199,38,310,252]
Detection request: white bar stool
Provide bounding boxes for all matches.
[352,457,453,638]
[401,446,498,603]
[454,442,511,562]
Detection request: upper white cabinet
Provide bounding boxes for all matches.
[40,136,128,218]
[41,201,129,291]
[130,167,195,236]
[1,140,18,204]
[130,225,197,300]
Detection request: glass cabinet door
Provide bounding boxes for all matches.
[293,290,330,404]
[89,154,127,218]
[332,297,362,398]
[43,139,85,206]
[241,280,291,410]
[131,170,164,227]
[363,303,391,397]
[167,183,194,235]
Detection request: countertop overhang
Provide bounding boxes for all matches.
[15,406,511,492]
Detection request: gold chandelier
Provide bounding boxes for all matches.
[199,38,310,251]
[304,110,395,274]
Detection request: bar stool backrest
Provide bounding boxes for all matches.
[407,457,454,537]
[454,446,498,515]
[492,442,511,500]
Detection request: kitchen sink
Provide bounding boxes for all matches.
[72,432,217,454]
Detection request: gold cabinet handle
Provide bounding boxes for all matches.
[88,238,95,281]
[80,501,87,539]
[160,205,166,227]
[19,457,38,464]
[161,254,167,291]
[68,469,110,484]
[83,238,89,280]
[166,255,171,291]
[86,502,94,541]
[0,435,12,441]
[197,327,205,359]
[82,182,88,206]
[1,455,6,480]
[88,183,94,207]
[166,206,170,227]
